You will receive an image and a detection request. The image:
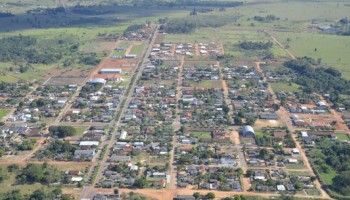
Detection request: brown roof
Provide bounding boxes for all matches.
[274,131,286,138]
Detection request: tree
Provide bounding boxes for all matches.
[133,178,147,188]
[7,164,20,172]
[193,192,200,199]
[310,176,316,182]
[259,148,270,160]
[206,192,215,199]
[332,171,350,195]
[49,126,76,138]
[294,181,303,190]
[235,168,243,176]
[246,117,257,126]
[29,189,47,200]
[3,190,24,200]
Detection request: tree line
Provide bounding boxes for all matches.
[253,15,279,23]
[239,41,273,50]
[284,57,350,105]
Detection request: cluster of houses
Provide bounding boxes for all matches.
[99,55,181,188]
[7,85,77,122]
[0,123,43,155]
[180,89,227,127]
[182,62,220,86]
[63,83,124,123]
[0,82,30,106]
[175,43,195,56]
[250,169,316,193]
[223,64,278,124]
[177,166,242,191]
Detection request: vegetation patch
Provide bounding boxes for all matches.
[0,109,10,120]
[269,82,301,92]
[189,131,212,139]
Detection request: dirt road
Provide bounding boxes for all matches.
[256,62,330,199]
[169,56,185,190]
[268,33,296,59]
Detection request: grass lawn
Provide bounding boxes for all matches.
[0,109,10,120]
[73,127,88,136]
[189,131,212,139]
[285,163,305,169]
[270,82,301,92]
[318,168,337,185]
[254,131,267,137]
[305,188,321,196]
[335,133,349,141]
[129,42,145,56]
[190,80,222,89]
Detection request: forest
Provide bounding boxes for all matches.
[0,35,100,67]
[284,58,350,105]
[165,14,239,34]
[308,137,350,197]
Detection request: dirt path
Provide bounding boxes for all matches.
[124,44,134,55]
[169,56,185,190]
[115,188,327,200]
[194,44,200,56]
[267,33,296,59]
[221,44,225,55]
[171,44,176,56]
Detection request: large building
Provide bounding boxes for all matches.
[99,68,122,74]
[88,78,107,85]
[242,125,255,137]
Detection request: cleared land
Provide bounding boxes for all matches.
[0,109,10,120]
[269,82,301,92]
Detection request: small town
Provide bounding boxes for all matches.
[0,1,350,200]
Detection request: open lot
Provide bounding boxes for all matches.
[0,109,10,120]
[270,82,301,93]
[189,131,212,140]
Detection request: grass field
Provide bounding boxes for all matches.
[254,131,267,137]
[73,127,88,136]
[129,42,146,56]
[335,133,349,141]
[273,31,350,79]
[270,82,301,92]
[189,131,212,139]
[189,80,222,89]
[0,109,10,120]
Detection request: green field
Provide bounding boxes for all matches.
[129,42,146,56]
[273,31,350,79]
[270,82,301,92]
[318,168,337,185]
[73,127,88,136]
[335,133,349,141]
[189,131,212,139]
[0,109,10,120]
[189,80,222,89]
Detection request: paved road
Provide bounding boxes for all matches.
[79,26,160,200]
